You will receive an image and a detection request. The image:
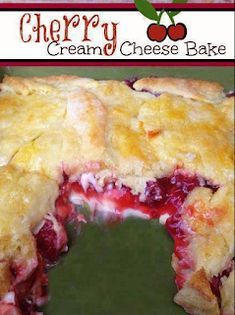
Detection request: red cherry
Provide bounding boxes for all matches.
[35,218,67,265]
[147,23,167,42]
[168,23,187,41]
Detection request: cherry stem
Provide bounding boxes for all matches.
[166,11,175,25]
[157,9,165,25]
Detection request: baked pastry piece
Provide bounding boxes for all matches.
[0,75,234,315]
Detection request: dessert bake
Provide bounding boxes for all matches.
[0,75,234,315]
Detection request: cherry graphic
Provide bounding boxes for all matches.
[168,23,187,41]
[134,0,188,43]
[147,23,167,42]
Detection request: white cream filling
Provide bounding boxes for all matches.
[69,174,175,225]
[70,192,150,221]
[2,291,16,304]
[159,213,170,225]
[122,209,150,220]
[80,173,103,193]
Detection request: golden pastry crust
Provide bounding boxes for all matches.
[172,185,234,315]
[220,270,235,315]
[0,75,234,315]
[133,77,225,103]
[184,186,234,277]
[0,165,58,297]
[0,165,58,246]
[174,269,220,315]
[0,76,233,187]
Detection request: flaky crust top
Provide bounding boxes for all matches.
[0,75,233,189]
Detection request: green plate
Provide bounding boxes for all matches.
[0,67,233,315]
[45,220,185,315]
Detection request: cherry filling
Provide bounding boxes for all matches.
[124,77,161,97]
[56,169,217,291]
[2,169,219,315]
[61,170,216,221]
[226,90,235,97]
[124,77,139,90]
[13,254,48,314]
[35,215,68,267]
[140,89,161,97]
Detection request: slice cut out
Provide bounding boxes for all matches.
[45,220,186,315]
[2,168,231,315]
